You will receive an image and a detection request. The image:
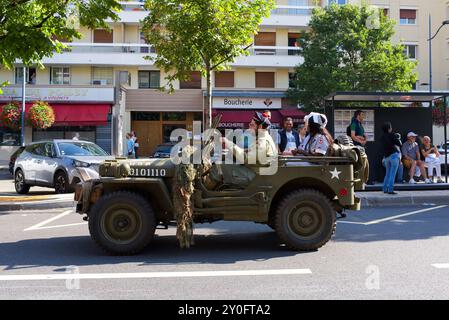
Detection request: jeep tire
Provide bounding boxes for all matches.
[89,191,157,255]
[275,189,336,251]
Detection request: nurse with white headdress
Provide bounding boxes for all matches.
[293,112,333,156]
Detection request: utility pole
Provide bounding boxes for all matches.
[21,66,26,147]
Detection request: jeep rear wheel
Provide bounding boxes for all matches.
[88,191,157,255]
[275,189,336,251]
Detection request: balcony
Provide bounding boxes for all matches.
[233,46,302,68]
[114,3,315,26]
[41,43,302,67]
[42,43,156,66]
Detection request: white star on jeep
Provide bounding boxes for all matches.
[330,168,342,180]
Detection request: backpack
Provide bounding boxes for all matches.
[346,124,352,137]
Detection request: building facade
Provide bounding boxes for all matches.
[1,0,448,160]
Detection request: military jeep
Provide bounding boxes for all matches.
[74,136,367,255]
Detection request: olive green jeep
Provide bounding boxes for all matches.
[74,131,368,256]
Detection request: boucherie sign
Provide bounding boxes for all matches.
[213,97,281,109]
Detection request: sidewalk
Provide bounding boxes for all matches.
[358,190,449,207]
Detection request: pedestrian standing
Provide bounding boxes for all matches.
[126,133,135,159]
[381,122,402,195]
[347,110,367,147]
[132,132,140,159]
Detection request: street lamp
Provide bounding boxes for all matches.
[427,17,449,93]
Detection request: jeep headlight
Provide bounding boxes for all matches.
[73,160,91,168]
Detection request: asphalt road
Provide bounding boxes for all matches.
[0,205,448,300]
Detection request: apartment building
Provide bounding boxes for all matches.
[0,0,448,159]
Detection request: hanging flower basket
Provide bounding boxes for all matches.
[432,99,449,127]
[1,102,22,130]
[27,101,55,129]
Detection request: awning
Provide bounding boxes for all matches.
[0,103,111,127]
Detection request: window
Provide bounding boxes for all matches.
[411,82,417,90]
[50,67,70,85]
[93,29,113,43]
[383,9,389,17]
[288,33,301,56]
[400,9,417,25]
[131,112,161,121]
[256,72,275,88]
[215,71,234,88]
[15,67,36,85]
[328,0,347,5]
[162,112,187,121]
[403,45,417,59]
[92,67,113,85]
[254,32,276,55]
[0,127,20,146]
[180,72,202,89]
[289,73,297,88]
[138,71,160,89]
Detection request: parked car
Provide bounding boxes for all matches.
[151,142,177,158]
[9,146,25,175]
[14,140,114,194]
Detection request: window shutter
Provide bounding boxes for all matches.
[256,72,275,88]
[180,71,202,89]
[93,29,113,43]
[254,32,276,46]
[400,9,416,19]
[215,71,235,88]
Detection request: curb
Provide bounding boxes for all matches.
[0,200,76,212]
[360,195,449,207]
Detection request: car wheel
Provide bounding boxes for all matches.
[54,171,72,194]
[88,191,157,255]
[275,189,336,251]
[15,169,31,194]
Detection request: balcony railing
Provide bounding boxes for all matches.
[271,5,316,16]
[61,42,154,54]
[249,46,301,56]
[60,43,300,56]
[118,2,317,16]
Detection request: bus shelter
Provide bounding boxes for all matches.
[324,92,449,184]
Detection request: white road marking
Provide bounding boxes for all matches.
[364,206,448,225]
[24,210,73,231]
[0,269,312,281]
[30,222,88,230]
[432,264,449,269]
[339,205,447,226]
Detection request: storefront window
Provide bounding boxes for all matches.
[0,127,21,146]
[33,126,96,142]
[193,113,203,121]
[163,112,187,121]
[163,124,186,143]
[131,112,160,121]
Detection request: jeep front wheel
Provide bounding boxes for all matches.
[88,191,157,255]
[275,189,336,251]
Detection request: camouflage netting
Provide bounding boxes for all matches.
[173,163,197,249]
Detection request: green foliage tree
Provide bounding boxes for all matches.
[141,0,275,128]
[287,4,418,111]
[0,0,121,92]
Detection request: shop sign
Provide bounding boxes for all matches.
[0,86,115,103]
[213,97,281,109]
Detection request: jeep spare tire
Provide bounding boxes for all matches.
[89,191,157,255]
[275,189,336,251]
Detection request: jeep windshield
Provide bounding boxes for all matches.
[58,142,108,156]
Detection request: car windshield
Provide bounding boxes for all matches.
[57,142,108,156]
[155,145,173,153]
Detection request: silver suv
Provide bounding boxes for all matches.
[14,140,114,194]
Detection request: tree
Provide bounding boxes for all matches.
[287,4,418,111]
[0,0,121,92]
[141,0,275,128]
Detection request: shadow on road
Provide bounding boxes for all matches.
[0,230,305,271]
